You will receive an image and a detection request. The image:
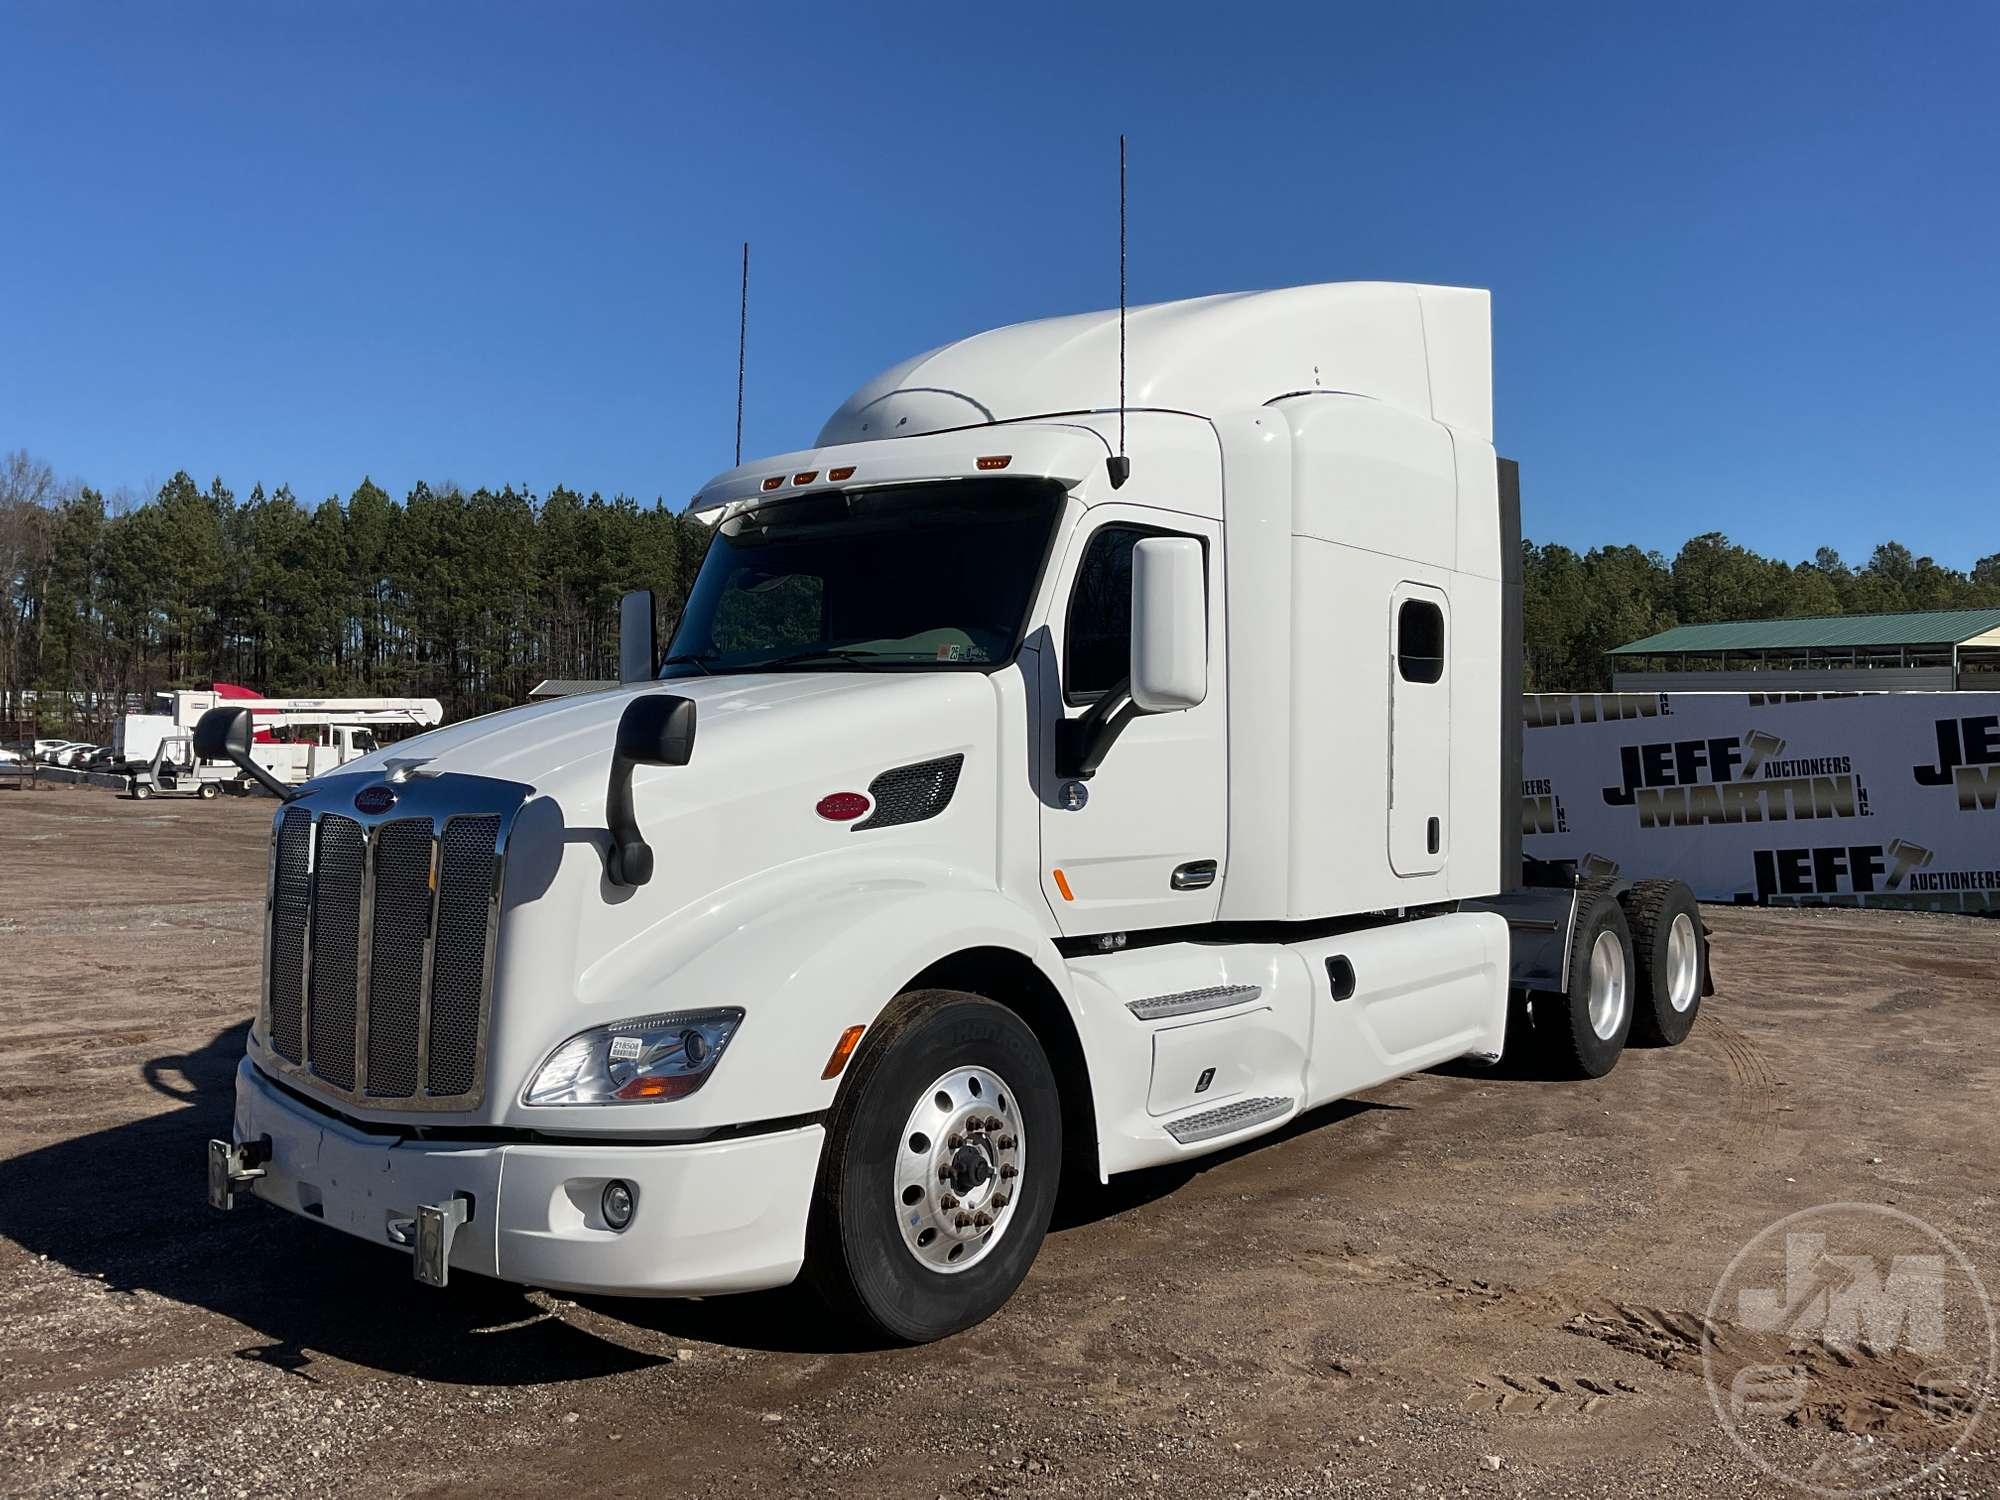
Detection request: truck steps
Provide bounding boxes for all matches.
[1164,1095,1292,1144]
[1126,983,1261,1022]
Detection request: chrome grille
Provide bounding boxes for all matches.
[427,816,500,1097]
[365,819,434,1098]
[259,792,510,1111]
[306,816,365,1090]
[268,808,312,1063]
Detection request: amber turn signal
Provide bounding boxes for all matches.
[821,1024,866,1080]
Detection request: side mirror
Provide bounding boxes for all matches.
[605,694,697,887]
[1130,537,1207,712]
[619,589,657,684]
[1055,536,1207,780]
[192,706,297,802]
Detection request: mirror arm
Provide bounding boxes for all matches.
[605,743,652,887]
[192,707,299,802]
[1057,678,1141,780]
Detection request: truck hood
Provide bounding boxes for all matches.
[338,673,972,793]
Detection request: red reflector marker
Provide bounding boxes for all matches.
[816,792,871,822]
[976,455,1012,471]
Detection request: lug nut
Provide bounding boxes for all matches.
[938,1165,952,1182]
[997,1135,1016,1151]
[999,1164,1017,1180]
[939,1193,959,1210]
[992,1194,1010,1209]
[974,1212,993,1228]
[947,1132,964,1149]
[955,1213,973,1229]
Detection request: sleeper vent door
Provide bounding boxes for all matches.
[1388,583,1450,877]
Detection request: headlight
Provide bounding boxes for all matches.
[523,1009,744,1106]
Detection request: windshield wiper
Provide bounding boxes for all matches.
[743,647,881,670]
[656,653,715,677]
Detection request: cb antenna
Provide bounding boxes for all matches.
[1107,135,1130,489]
[735,241,749,466]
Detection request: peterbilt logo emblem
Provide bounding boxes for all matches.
[354,785,398,815]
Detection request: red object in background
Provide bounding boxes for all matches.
[209,682,278,740]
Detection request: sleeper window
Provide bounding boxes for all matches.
[1397,599,1445,684]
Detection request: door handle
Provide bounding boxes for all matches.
[1170,859,1217,891]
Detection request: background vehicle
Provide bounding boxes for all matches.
[116,689,443,789]
[203,282,1707,1343]
[128,734,235,799]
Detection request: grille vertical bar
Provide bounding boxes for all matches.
[267,808,313,1063]
[365,819,435,1098]
[427,815,500,1097]
[306,816,365,1089]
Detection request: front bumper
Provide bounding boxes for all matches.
[226,1057,822,1296]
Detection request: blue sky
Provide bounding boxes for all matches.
[2,2,1994,568]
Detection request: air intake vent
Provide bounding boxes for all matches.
[854,754,963,831]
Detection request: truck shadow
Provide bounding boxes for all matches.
[2,1028,1423,1368]
[0,1022,666,1386]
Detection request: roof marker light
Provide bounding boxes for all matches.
[793,470,819,485]
[976,455,1012,471]
[761,476,784,491]
[827,465,856,482]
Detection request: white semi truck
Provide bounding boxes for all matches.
[202,283,1708,1343]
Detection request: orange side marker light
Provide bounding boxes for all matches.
[821,1024,867,1080]
[1052,868,1074,902]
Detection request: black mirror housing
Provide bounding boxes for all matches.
[620,589,657,684]
[192,706,297,801]
[193,705,251,762]
[606,694,698,887]
[616,693,697,767]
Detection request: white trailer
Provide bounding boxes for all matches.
[204,283,1708,1342]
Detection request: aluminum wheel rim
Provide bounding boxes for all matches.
[894,1066,1025,1275]
[1588,929,1629,1040]
[1666,912,1700,1013]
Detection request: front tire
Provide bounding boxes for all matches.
[1535,891,1635,1079]
[805,989,1060,1343]
[197,781,219,800]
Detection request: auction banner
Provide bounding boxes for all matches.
[1522,692,2000,912]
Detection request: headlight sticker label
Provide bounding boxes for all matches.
[608,1036,644,1062]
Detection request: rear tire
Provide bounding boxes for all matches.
[805,989,1060,1344]
[131,784,150,801]
[1621,879,1704,1046]
[1535,892,1635,1079]
[197,781,219,800]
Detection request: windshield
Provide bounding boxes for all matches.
[662,479,1065,676]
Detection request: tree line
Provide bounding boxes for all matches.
[4,446,1998,734]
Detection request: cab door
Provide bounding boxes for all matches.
[1038,508,1227,934]
[1388,582,1450,876]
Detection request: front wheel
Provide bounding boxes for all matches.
[805,989,1060,1343]
[131,783,151,801]
[197,780,219,800]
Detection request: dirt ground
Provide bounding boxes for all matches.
[1,781,1997,1499]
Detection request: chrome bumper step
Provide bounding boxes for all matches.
[1164,1095,1292,1144]
[1126,983,1262,1022]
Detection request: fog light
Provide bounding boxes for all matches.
[601,1179,635,1232]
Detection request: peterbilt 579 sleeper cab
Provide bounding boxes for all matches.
[202,282,1708,1343]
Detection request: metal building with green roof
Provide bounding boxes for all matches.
[1608,607,2000,692]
